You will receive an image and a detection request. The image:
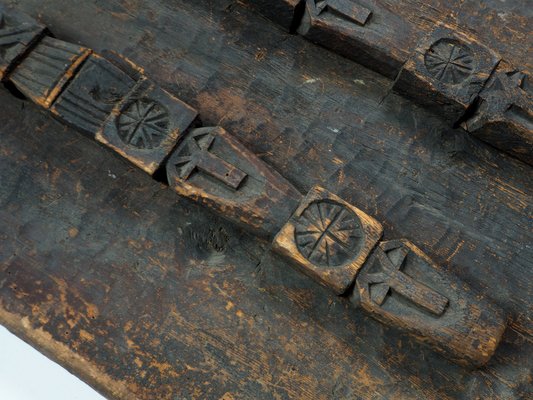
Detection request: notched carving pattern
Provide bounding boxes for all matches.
[272,186,382,294]
[172,129,247,190]
[294,200,363,267]
[359,242,449,316]
[117,98,170,149]
[424,39,474,84]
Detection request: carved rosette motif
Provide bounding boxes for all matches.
[117,98,170,149]
[294,200,363,267]
[424,39,475,84]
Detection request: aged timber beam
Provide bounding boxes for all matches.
[297,0,420,79]
[243,0,533,165]
[0,4,506,367]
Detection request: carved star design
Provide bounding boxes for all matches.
[118,98,169,149]
[425,39,475,84]
[295,201,363,267]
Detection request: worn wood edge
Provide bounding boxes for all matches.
[0,304,136,400]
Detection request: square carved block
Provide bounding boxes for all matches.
[97,79,198,175]
[272,186,383,294]
[51,54,137,136]
[0,4,45,80]
[10,36,90,108]
[393,25,500,122]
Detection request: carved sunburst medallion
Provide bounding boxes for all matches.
[117,98,169,149]
[294,200,363,267]
[424,39,475,84]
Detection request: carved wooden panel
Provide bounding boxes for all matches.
[0,3,44,80]
[273,186,383,294]
[9,36,90,107]
[97,79,197,175]
[393,25,501,121]
[354,239,506,367]
[167,126,303,238]
[0,1,529,396]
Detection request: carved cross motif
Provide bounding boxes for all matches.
[294,200,363,267]
[172,130,247,190]
[484,70,531,121]
[364,242,449,316]
[316,0,372,26]
[465,68,532,134]
[424,38,475,84]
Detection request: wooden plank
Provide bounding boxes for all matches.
[245,0,533,164]
[0,0,531,399]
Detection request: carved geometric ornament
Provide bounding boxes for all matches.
[360,241,449,316]
[294,200,363,267]
[424,38,475,84]
[117,98,170,149]
[172,130,247,190]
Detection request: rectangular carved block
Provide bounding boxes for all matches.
[244,0,301,30]
[298,0,418,78]
[96,79,198,175]
[272,186,383,294]
[0,4,45,80]
[166,126,302,238]
[393,25,500,122]
[9,36,91,107]
[353,240,506,367]
[50,54,136,136]
[462,61,533,165]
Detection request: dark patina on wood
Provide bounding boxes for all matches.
[462,60,533,165]
[245,0,533,165]
[0,1,531,399]
[167,126,303,238]
[0,4,509,367]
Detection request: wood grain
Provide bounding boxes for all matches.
[0,0,531,399]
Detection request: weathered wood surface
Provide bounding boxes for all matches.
[0,0,532,399]
[245,0,533,164]
[0,7,508,367]
[167,126,303,239]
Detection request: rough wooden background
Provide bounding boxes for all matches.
[0,0,531,399]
